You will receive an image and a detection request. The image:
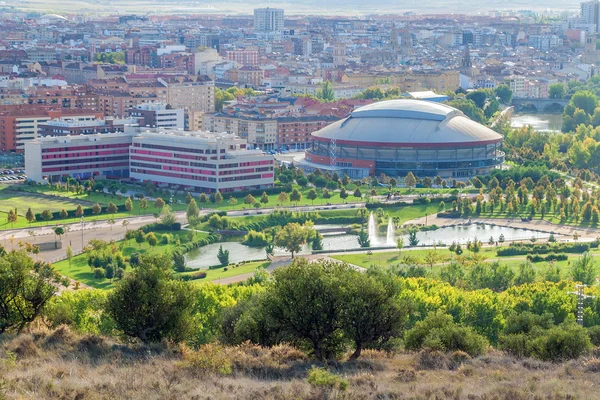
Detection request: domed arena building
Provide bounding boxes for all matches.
[299,99,504,179]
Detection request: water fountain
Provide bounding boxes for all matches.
[368,212,379,246]
[386,217,395,246]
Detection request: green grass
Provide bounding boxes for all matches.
[53,230,208,289]
[331,246,600,281]
[184,261,270,283]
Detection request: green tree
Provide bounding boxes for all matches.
[214,191,224,204]
[307,189,318,204]
[0,251,57,333]
[53,226,65,241]
[290,188,302,205]
[154,198,166,210]
[275,222,311,258]
[107,202,118,215]
[217,245,230,267]
[26,207,35,224]
[408,229,419,246]
[106,254,195,343]
[549,83,565,99]
[134,230,145,248]
[145,232,158,248]
[186,198,200,222]
[124,198,133,215]
[404,172,417,188]
[277,192,289,205]
[198,193,208,204]
[353,187,362,200]
[92,203,102,218]
[447,98,485,123]
[244,194,257,207]
[228,196,238,209]
[41,209,53,223]
[466,90,487,109]
[7,209,17,228]
[570,90,597,115]
[66,245,73,266]
[316,81,335,102]
[396,237,404,256]
[160,205,177,227]
[172,250,186,272]
[494,84,513,104]
[259,192,269,206]
[571,252,596,285]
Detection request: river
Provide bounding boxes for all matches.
[511,113,563,132]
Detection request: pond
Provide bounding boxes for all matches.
[511,113,563,132]
[185,223,552,269]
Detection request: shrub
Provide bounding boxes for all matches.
[588,326,600,346]
[93,268,106,279]
[180,271,207,281]
[307,367,348,391]
[404,312,488,356]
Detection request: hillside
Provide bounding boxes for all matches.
[1,326,599,399]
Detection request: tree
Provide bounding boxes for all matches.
[515,262,536,286]
[357,229,370,247]
[290,188,302,205]
[466,90,487,109]
[41,209,53,224]
[160,205,177,227]
[107,202,118,215]
[214,191,224,204]
[259,192,269,206]
[198,193,208,204]
[353,187,362,200]
[66,244,73,266]
[549,83,565,99]
[124,198,133,215]
[396,237,404,256]
[53,226,65,241]
[307,189,318,204]
[145,232,158,249]
[340,188,348,200]
[447,98,485,123]
[228,196,238,209]
[186,198,200,222]
[408,229,419,246]
[571,252,596,285]
[0,251,58,333]
[322,189,332,200]
[277,192,289,205]
[342,269,408,359]
[494,84,513,104]
[92,203,102,218]
[424,250,440,270]
[106,254,195,343]
[140,198,148,214]
[257,259,347,359]
[7,209,17,228]
[26,208,35,224]
[134,230,145,248]
[389,178,398,188]
[570,90,597,115]
[154,198,166,210]
[275,222,311,258]
[404,172,417,188]
[244,194,257,207]
[316,80,335,102]
[217,245,230,267]
[172,250,186,272]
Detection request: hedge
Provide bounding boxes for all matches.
[176,234,220,253]
[497,243,590,257]
[199,211,227,223]
[180,271,207,281]
[34,203,131,221]
[366,195,457,209]
[140,222,181,232]
[228,184,293,199]
[526,253,568,263]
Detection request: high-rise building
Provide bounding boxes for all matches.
[253,8,284,32]
[582,0,600,32]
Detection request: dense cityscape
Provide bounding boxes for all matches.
[5,1,600,399]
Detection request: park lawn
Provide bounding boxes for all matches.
[53,230,209,289]
[0,193,83,216]
[185,260,271,283]
[331,247,592,281]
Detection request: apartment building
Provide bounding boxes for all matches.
[129,130,274,193]
[129,103,184,129]
[0,106,103,152]
[202,114,277,150]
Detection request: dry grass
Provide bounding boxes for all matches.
[1,328,600,399]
